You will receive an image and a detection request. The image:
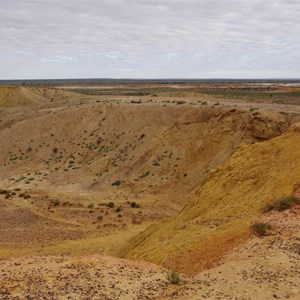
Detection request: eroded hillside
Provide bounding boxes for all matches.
[124,124,300,274]
[1,86,300,299]
[0,86,291,259]
[0,86,78,108]
[0,99,289,205]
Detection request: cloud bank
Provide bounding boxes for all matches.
[0,0,299,79]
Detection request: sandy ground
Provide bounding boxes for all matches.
[0,207,299,300]
[0,85,300,299]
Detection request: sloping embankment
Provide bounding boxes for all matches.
[124,124,300,274]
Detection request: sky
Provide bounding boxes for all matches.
[0,0,300,79]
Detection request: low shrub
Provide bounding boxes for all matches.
[176,100,186,105]
[0,189,9,195]
[52,200,60,207]
[166,271,181,285]
[130,201,140,208]
[19,193,31,199]
[112,180,122,186]
[263,195,300,213]
[251,222,271,237]
[107,201,115,208]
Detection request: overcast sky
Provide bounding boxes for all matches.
[1,0,299,79]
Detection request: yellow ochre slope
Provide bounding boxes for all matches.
[0,86,76,107]
[124,123,300,274]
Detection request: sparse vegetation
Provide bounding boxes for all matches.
[176,100,186,105]
[263,195,300,213]
[0,189,10,195]
[51,199,60,207]
[107,202,115,208]
[140,171,150,179]
[166,271,181,284]
[1,82,300,291]
[112,180,122,186]
[130,201,140,208]
[19,193,31,199]
[251,222,271,237]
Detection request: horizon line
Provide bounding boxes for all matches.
[1,77,300,82]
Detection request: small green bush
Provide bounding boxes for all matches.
[166,271,181,285]
[275,198,292,211]
[87,203,94,209]
[251,222,271,237]
[263,195,300,213]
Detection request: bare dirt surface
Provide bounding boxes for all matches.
[124,125,300,274]
[0,207,299,300]
[0,84,299,299]
[0,86,291,259]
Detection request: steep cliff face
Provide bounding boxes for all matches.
[124,124,300,274]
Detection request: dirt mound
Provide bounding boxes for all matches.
[0,87,46,107]
[124,125,300,274]
[0,86,76,107]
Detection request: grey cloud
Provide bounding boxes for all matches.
[0,0,299,79]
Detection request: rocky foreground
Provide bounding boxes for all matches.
[0,207,299,300]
